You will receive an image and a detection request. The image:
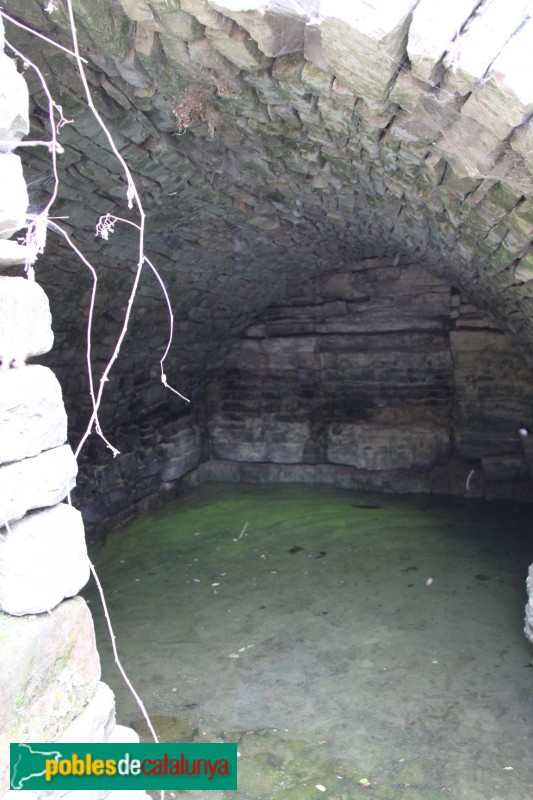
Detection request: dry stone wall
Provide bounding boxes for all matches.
[205,258,533,501]
[0,22,146,800]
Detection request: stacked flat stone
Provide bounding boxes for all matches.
[0,19,147,800]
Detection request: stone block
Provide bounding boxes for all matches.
[481,453,529,482]
[158,9,204,41]
[319,0,417,108]
[0,366,67,465]
[0,503,90,616]
[0,53,29,143]
[0,596,101,794]
[0,444,78,526]
[301,60,332,97]
[434,115,500,179]
[0,277,54,359]
[118,0,161,30]
[0,240,31,266]
[514,253,533,284]
[159,424,201,481]
[209,2,307,56]
[461,22,533,142]
[444,0,533,96]
[327,423,450,470]
[408,0,480,82]
[304,22,329,71]
[0,154,28,238]
[206,23,272,69]
[181,0,224,28]
[57,681,116,745]
[188,36,240,77]
[510,121,533,172]
[209,414,309,463]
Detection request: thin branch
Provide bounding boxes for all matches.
[89,561,160,744]
[0,10,89,62]
[96,214,190,403]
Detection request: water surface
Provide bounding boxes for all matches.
[84,483,533,800]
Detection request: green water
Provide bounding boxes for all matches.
[83,483,533,800]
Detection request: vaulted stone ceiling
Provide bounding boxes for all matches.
[3,0,533,455]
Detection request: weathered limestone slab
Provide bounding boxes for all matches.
[444,0,533,96]
[206,22,272,69]
[327,423,450,470]
[461,18,533,141]
[408,0,479,83]
[209,1,308,56]
[2,688,115,799]
[0,53,29,142]
[159,421,200,481]
[0,366,67,465]
[0,596,101,794]
[0,444,78,526]
[0,277,54,358]
[0,154,28,238]
[319,0,417,107]
[209,414,309,463]
[0,503,89,616]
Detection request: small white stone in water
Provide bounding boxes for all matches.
[211,582,220,586]
[134,578,140,582]
[315,784,326,792]
[193,578,201,583]
[503,766,514,771]
[425,577,433,586]
[171,687,177,692]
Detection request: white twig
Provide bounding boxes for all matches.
[96,214,190,403]
[0,10,89,62]
[233,521,248,542]
[45,219,118,458]
[4,39,70,277]
[89,561,160,744]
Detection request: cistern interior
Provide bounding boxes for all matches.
[1,2,533,799]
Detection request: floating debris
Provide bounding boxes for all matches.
[425,577,433,586]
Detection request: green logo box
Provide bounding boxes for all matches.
[10,742,237,791]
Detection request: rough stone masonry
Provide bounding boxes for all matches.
[0,14,149,798]
[1,2,533,635]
